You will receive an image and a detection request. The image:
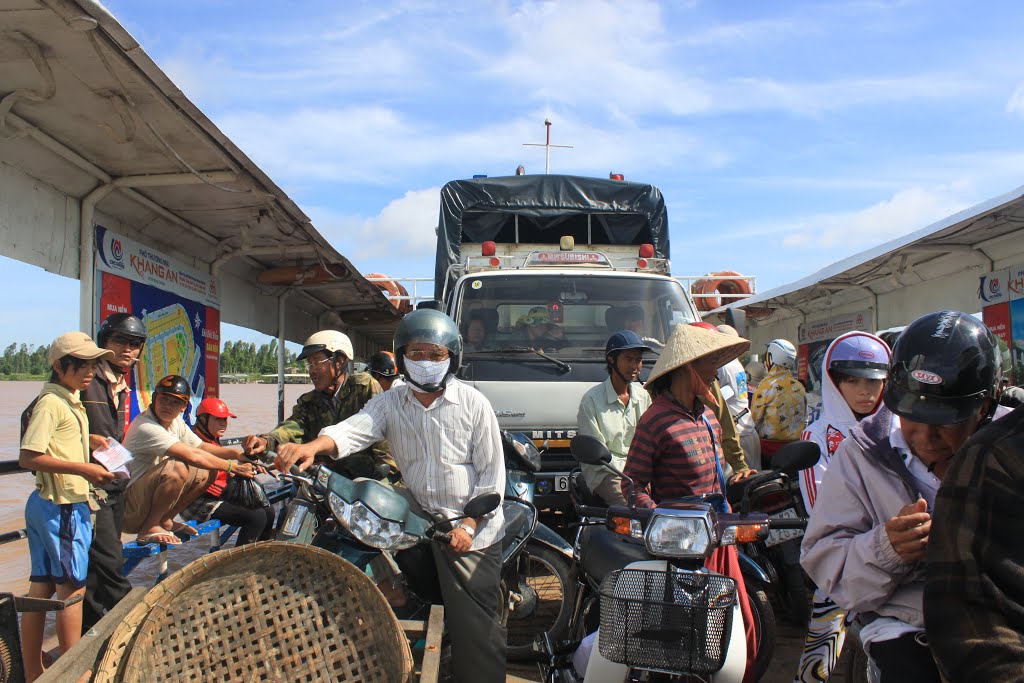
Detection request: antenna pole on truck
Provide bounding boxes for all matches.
[522,118,573,174]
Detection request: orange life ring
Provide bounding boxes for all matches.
[690,271,753,312]
[365,273,412,313]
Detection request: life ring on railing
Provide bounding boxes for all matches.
[365,273,413,313]
[690,271,753,312]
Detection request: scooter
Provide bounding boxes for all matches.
[726,441,820,626]
[272,459,538,627]
[502,431,577,660]
[543,435,805,683]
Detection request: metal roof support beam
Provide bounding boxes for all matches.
[277,289,290,423]
[111,171,239,188]
[211,245,318,275]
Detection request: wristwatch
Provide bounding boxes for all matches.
[454,522,475,538]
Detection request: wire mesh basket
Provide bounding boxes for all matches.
[599,568,736,674]
[93,541,413,682]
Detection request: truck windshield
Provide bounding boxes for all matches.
[455,274,698,361]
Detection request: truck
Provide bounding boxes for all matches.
[432,174,704,513]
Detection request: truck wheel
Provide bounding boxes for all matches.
[506,543,575,661]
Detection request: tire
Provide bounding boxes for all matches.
[506,543,575,661]
[845,632,874,683]
[780,561,812,626]
[746,586,777,682]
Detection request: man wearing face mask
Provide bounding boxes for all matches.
[243,330,392,480]
[275,310,507,683]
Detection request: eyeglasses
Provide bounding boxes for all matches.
[110,334,144,349]
[304,356,333,371]
[405,349,450,362]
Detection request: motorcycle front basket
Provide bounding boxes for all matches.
[598,568,736,674]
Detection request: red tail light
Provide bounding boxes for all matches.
[639,243,654,258]
[752,490,793,514]
[481,241,496,256]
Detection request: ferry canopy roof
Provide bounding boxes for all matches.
[719,183,1024,324]
[0,0,402,346]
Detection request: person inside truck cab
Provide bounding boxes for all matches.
[464,310,494,352]
[516,305,565,349]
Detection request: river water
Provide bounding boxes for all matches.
[0,381,311,595]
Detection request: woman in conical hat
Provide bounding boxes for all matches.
[622,322,760,682]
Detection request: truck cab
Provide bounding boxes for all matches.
[434,174,701,511]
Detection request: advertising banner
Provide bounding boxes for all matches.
[94,226,220,420]
[798,310,871,345]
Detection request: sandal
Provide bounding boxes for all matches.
[170,521,199,537]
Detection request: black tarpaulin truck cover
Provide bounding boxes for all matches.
[434,174,670,297]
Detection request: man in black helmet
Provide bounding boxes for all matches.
[79,313,147,629]
[276,309,507,683]
[801,311,1008,683]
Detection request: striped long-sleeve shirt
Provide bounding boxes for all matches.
[320,378,506,550]
[622,394,722,508]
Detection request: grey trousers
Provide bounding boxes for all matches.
[393,489,506,683]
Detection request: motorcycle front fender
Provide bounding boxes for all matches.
[532,522,574,561]
[738,549,773,585]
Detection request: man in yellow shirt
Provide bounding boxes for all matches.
[751,338,807,463]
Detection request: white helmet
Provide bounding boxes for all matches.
[766,339,797,371]
[297,330,353,362]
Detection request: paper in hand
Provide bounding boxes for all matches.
[93,439,133,479]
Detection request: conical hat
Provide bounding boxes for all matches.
[646,324,751,386]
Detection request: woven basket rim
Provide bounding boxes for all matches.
[94,541,413,682]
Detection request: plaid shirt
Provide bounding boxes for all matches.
[924,406,1024,681]
[623,394,722,508]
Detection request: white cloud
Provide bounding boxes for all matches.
[1007,83,1024,116]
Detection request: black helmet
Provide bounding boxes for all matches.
[394,309,462,389]
[152,374,191,402]
[368,351,398,378]
[97,313,147,349]
[883,311,1001,425]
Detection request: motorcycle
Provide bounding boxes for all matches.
[542,434,806,683]
[272,459,538,632]
[502,431,577,660]
[726,441,820,626]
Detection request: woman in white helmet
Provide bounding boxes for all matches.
[751,338,807,464]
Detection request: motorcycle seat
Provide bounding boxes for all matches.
[570,470,607,511]
[725,470,785,506]
[578,524,650,585]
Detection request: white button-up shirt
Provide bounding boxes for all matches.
[320,378,506,549]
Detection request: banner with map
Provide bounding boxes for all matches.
[93,226,220,422]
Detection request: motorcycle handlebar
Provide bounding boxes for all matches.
[769,517,808,530]
[431,530,452,545]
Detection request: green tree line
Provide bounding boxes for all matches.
[0,340,298,378]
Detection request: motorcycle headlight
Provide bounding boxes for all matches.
[328,492,418,550]
[644,510,715,559]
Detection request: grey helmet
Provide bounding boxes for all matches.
[394,309,462,391]
[96,313,147,349]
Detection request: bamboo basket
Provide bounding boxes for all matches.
[93,541,413,682]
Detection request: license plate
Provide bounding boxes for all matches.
[765,507,803,548]
[554,475,570,492]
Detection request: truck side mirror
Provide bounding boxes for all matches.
[726,308,747,338]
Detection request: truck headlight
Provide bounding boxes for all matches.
[644,510,715,559]
[328,492,418,550]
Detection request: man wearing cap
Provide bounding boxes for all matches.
[19,332,118,680]
[122,374,258,545]
[79,312,146,630]
[576,330,652,506]
[516,305,566,349]
[622,323,759,681]
[243,330,392,479]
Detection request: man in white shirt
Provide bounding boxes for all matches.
[122,375,256,545]
[276,309,507,683]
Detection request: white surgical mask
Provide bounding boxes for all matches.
[404,357,450,391]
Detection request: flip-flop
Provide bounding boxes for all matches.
[170,522,199,537]
[137,532,181,546]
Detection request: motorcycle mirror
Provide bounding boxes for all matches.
[725,307,747,338]
[464,491,502,519]
[569,434,613,466]
[771,441,820,474]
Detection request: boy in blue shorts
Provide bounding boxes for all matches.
[19,332,117,681]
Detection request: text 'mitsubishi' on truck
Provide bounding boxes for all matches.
[431,173,701,514]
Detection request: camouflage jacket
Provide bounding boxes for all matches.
[265,372,393,476]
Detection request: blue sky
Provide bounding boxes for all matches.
[4,0,1024,349]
